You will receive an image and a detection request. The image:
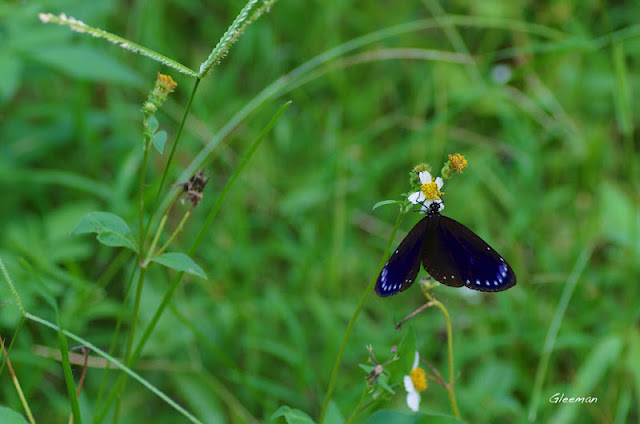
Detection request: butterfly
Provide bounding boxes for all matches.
[375,201,516,296]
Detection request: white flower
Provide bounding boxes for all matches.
[408,171,444,213]
[403,351,427,412]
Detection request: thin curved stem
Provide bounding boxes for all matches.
[422,289,461,419]
[318,208,407,423]
[344,385,370,424]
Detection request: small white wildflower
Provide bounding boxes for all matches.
[403,351,427,412]
[408,171,444,213]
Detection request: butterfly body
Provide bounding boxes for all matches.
[375,203,516,297]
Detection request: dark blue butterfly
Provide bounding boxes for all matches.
[375,202,516,296]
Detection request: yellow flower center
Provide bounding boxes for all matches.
[448,153,468,174]
[410,367,428,392]
[420,179,444,201]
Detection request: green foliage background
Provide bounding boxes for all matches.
[1,0,638,423]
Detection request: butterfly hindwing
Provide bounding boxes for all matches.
[419,214,465,287]
[375,217,428,297]
[421,215,516,292]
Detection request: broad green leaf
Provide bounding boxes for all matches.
[146,115,160,133]
[0,53,22,105]
[29,45,142,86]
[151,130,167,154]
[72,211,138,253]
[271,406,315,424]
[324,401,343,424]
[391,327,417,375]
[0,406,29,424]
[151,252,206,279]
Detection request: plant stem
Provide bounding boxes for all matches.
[113,266,148,423]
[155,78,200,205]
[153,206,193,259]
[318,208,406,424]
[141,78,201,263]
[139,135,151,256]
[145,193,181,262]
[1,337,35,424]
[24,312,203,424]
[344,385,370,424]
[422,290,461,419]
[129,101,292,368]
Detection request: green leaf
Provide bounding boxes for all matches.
[151,252,206,279]
[389,327,417,375]
[151,130,167,154]
[627,330,640,408]
[28,45,143,87]
[72,211,138,253]
[146,115,160,134]
[373,199,404,210]
[324,401,343,424]
[0,53,22,105]
[271,406,315,424]
[0,406,29,424]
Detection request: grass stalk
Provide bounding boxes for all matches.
[318,208,406,423]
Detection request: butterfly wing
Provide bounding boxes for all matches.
[375,217,428,297]
[421,215,516,292]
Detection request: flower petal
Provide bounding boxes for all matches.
[404,375,416,393]
[412,351,420,369]
[435,177,444,189]
[418,171,432,185]
[408,191,424,204]
[406,391,421,412]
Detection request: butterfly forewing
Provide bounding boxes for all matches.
[422,215,516,292]
[375,218,428,297]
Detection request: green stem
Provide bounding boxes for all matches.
[152,206,193,260]
[318,207,406,424]
[125,267,148,364]
[155,79,200,205]
[422,289,460,419]
[92,263,138,424]
[113,266,148,424]
[142,79,201,262]
[1,336,35,424]
[139,134,151,256]
[0,257,25,315]
[57,321,82,424]
[146,191,182,262]
[344,385,370,424]
[527,245,592,421]
[129,101,292,369]
[146,212,168,262]
[24,312,203,424]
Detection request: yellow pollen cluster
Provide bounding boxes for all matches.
[157,73,177,93]
[153,73,177,100]
[448,153,468,173]
[410,367,428,392]
[421,179,444,200]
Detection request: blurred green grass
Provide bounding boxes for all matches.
[1,0,639,423]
